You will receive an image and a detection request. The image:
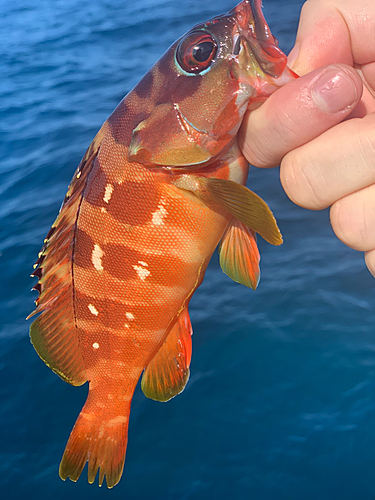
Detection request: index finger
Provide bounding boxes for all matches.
[290,0,375,75]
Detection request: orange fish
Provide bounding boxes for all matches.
[29,0,296,488]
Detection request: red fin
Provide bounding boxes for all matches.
[219,220,260,290]
[59,387,129,488]
[141,309,193,402]
[28,124,108,385]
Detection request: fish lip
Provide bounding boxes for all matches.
[249,0,278,48]
[230,0,287,78]
[229,0,276,46]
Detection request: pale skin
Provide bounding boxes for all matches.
[239,0,375,277]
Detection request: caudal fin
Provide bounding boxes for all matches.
[59,410,129,488]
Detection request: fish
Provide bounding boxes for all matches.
[28,0,297,489]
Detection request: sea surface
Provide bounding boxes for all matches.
[1,0,375,498]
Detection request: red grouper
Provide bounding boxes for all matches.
[28,0,297,488]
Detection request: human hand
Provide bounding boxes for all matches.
[239,0,375,276]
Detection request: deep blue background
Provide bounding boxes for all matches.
[1,0,375,498]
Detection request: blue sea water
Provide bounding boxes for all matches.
[1,0,375,498]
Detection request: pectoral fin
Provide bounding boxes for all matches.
[175,176,282,245]
[220,220,260,290]
[141,308,193,402]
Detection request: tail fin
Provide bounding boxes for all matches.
[59,405,129,488]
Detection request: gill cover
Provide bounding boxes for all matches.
[128,102,215,166]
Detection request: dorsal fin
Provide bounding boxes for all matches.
[28,123,108,386]
[141,308,193,402]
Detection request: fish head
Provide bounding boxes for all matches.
[128,0,297,168]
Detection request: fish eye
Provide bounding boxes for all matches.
[176,31,218,74]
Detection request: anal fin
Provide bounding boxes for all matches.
[141,309,192,402]
[220,220,260,290]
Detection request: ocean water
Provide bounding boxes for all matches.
[1,0,375,498]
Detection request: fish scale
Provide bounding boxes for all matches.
[29,0,297,488]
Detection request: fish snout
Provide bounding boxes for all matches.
[230,0,288,79]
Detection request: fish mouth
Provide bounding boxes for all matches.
[232,34,241,56]
[229,0,287,78]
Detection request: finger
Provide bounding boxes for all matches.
[288,1,352,75]
[362,62,375,95]
[359,63,375,114]
[280,113,375,210]
[330,184,375,252]
[365,249,375,278]
[239,64,362,169]
[290,0,375,75]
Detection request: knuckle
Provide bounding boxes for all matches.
[330,198,358,248]
[239,131,277,168]
[358,115,375,162]
[240,99,304,169]
[330,193,375,251]
[272,102,302,145]
[239,111,283,168]
[245,133,281,168]
[280,149,330,209]
[299,1,314,19]
[365,250,375,278]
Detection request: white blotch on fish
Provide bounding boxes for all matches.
[88,303,99,316]
[92,244,104,271]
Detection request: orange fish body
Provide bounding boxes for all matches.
[29,0,296,488]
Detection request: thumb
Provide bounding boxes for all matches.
[239,64,362,169]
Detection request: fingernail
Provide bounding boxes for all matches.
[287,43,299,68]
[311,68,359,114]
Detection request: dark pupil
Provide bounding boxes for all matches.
[192,42,214,63]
